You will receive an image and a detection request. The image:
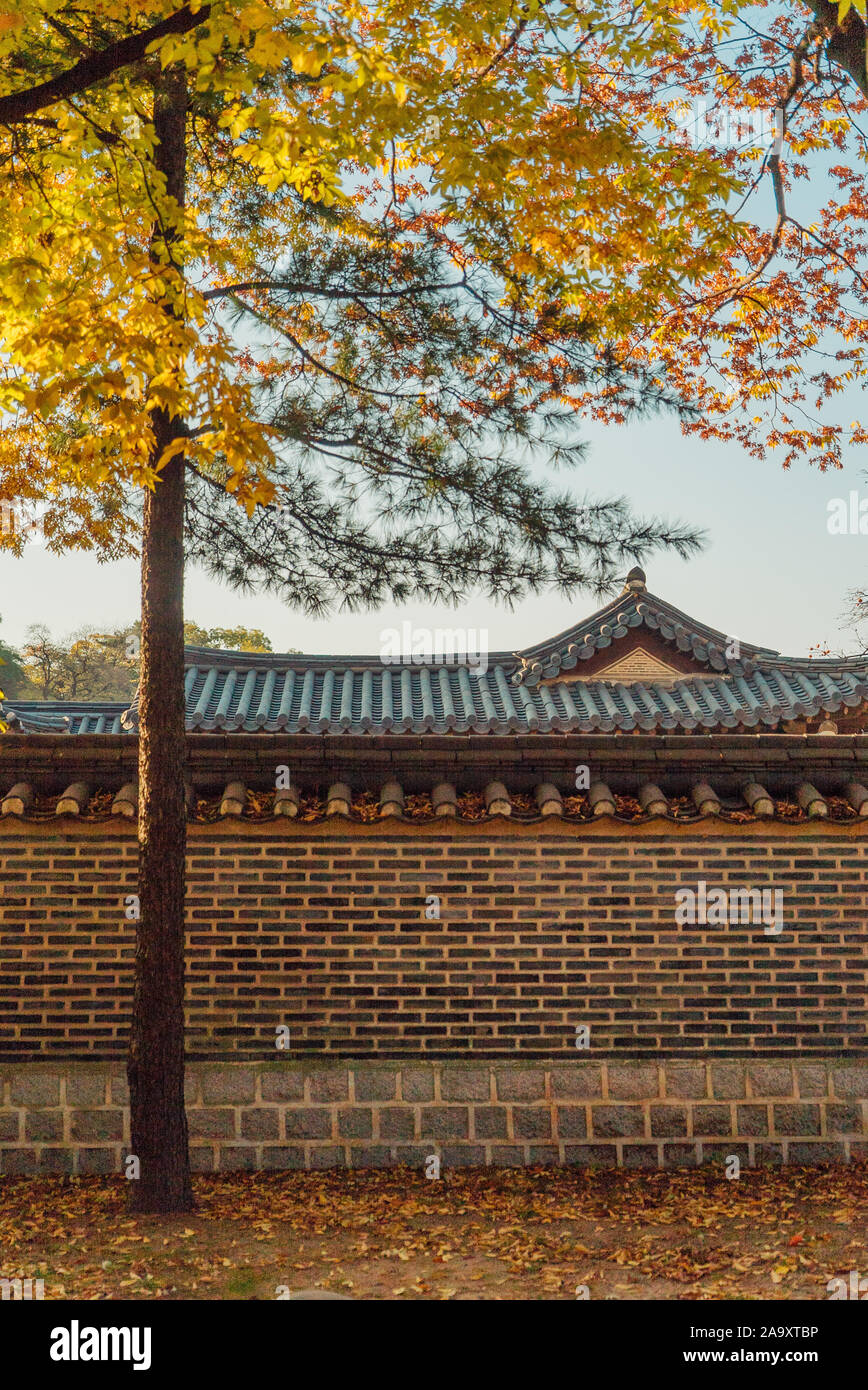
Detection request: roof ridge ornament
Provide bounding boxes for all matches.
[622,566,646,594]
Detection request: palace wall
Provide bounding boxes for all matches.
[1,816,866,1173]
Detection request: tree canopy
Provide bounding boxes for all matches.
[7,618,277,702]
[5,2,868,577]
[0,0,754,603]
[559,0,868,471]
[181,620,274,650]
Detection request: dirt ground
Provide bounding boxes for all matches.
[0,1164,865,1300]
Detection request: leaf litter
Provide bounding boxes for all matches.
[0,1163,864,1300]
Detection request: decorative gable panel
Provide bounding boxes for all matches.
[581,646,684,684]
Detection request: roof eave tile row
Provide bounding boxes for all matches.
[129,660,868,734]
[3,775,867,823]
[4,663,868,737]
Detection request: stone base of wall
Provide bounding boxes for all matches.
[2,1060,866,1175]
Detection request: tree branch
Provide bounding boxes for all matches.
[201,277,462,301]
[0,4,211,125]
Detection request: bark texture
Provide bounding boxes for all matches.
[127,66,193,1214]
[0,6,211,124]
[804,2,868,98]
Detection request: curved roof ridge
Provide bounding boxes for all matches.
[181,644,521,671]
[513,586,782,686]
[638,591,779,658]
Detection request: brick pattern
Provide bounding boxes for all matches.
[2,1061,866,1173]
[0,831,867,1059]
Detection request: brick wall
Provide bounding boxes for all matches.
[2,1060,867,1174]
[0,819,865,1061]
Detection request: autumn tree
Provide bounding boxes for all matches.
[7,619,273,702]
[0,619,28,698]
[21,624,137,700]
[183,621,273,651]
[0,1,752,1210]
[566,0,868,476]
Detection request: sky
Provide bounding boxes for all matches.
[0,405,863,661]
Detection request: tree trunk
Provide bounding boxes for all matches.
[804,3,868,99]
[127,66,193,1214]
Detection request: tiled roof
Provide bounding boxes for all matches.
[147,660,868,733]
[2,702,130,735]
[6,659,862,736]
[3,574,867,736]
